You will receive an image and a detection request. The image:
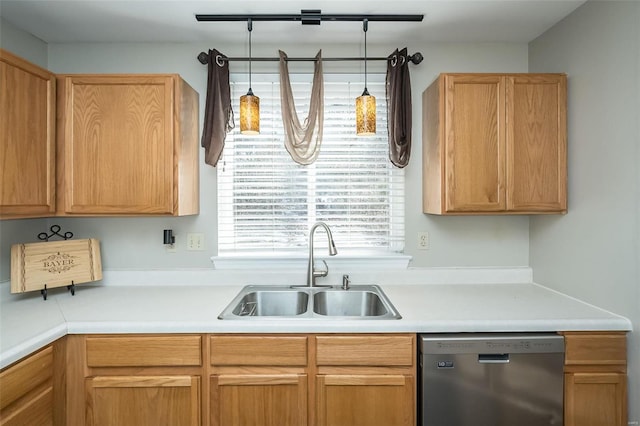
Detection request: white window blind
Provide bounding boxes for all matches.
[218,73,404,255]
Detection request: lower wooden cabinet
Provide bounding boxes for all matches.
[210,374,307,426]
[209,335,309,426]
[565,372,626,426]
[563,332,628,426]
[68,335,204,426]
[315,334,416,426]
[6,332,629,426]
[0,343,60,426]
[208,333,416,426]
[85,375,200,426]
[316,374,414,426]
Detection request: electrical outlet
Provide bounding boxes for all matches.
[187,233,205,251]
[418,231,430,250]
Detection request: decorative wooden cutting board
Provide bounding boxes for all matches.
[11,239,102,295]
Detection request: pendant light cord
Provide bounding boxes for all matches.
[363,19,368,93]
[248,18,253,92]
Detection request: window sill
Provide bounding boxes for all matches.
[211,253,412,270]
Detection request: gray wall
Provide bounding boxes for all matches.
[0,18,49,281]
[529,1,640,421]
[0,17,47,67]
[33,40,531,272]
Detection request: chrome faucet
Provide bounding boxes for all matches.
[306,222,337,287]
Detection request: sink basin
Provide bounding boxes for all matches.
[313,290,389,317]
[218,285,401,320]
[230,290,309,317]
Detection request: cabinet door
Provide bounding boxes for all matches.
[0,50,55,218]
[565,373,626,426]
[59,75,175,214]
[444,74,505,212]
[506,75,567,212]
[86,375,200,426]
[316,374,414,426]
[210,374,307,426]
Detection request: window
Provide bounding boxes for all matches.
[218,73,404,255]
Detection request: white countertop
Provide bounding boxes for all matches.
[0,273,632,369]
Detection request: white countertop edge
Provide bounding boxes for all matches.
[63,317,632,335]
[4,316,631,369]
[0,323,67,368]
[530,282,634,330]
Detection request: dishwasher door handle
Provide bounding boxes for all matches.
[478,354,510,363]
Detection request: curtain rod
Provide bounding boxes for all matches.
[197,52,424,65]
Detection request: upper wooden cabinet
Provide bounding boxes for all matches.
[56,74,199,216]
[0,49,56,219]
[422,73,567,214]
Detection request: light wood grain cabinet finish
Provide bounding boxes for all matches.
[56,74,199,216]
[209,335,309,426]
[315,335,415,426]
[422,73,566,214]
[76,335,203,426]
[209,334,416,426]
[316,374,414,426]
[210,374,308,426]
[86,335,202,367]
[20,332,627,426]
[0,49,56,219]
[0,345,55,426]
[563,332,627,426]
[85,376,200,426]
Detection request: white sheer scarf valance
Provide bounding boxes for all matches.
[279,50,324,165]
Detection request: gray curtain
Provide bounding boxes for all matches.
[386,48,412,168]
[201,49,234,167]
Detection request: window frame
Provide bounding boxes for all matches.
[215,72,406,265]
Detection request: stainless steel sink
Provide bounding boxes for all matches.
[218,285,401,320]
[231,290,309,317]
[313,289,390,317]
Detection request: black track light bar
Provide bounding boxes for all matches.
[195,11,424,24]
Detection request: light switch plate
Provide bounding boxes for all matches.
[187,233,205,251]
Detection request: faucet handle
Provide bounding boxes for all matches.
[313,260,329,278]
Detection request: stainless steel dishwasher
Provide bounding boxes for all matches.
[419,333,564,426]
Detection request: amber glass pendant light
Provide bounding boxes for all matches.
[356,19,375,136]
[240,19,259,135]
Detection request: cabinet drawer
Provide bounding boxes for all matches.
[564,333,626,366]
[210,336,308,366]
[86,335,202,367]
[316,335,414,366]
[0,385,53,426]
[0,346,52,410]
